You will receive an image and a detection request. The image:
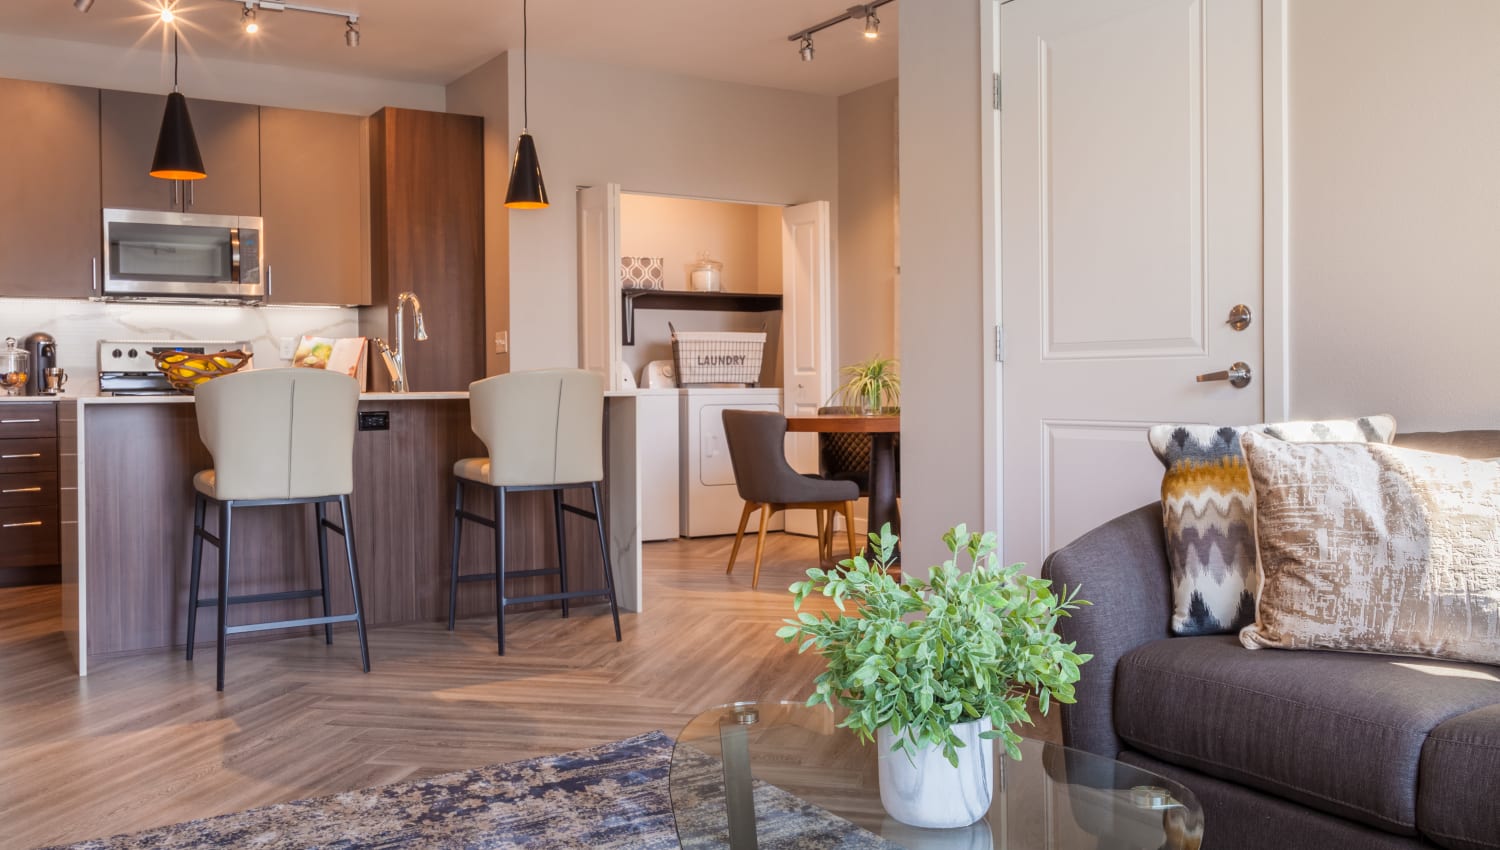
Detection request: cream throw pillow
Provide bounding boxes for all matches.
[1239,434,1500,665]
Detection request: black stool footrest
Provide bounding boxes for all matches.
[196,588,324,608]
[224,613,360,635]
[456,566,563,583]
[505,588,610,606]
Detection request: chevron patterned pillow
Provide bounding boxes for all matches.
[1148,415,1396,636]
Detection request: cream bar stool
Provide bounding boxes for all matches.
[186,368,370,691]
[447,369,622,655]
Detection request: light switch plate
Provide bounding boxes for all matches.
[494,331,509,354]
[278,337,297,360]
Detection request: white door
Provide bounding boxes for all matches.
[577,183,621,389]
[1000,0,1265,571]
[781,201,834,536]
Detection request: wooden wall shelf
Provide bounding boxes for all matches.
[621,289,783,345]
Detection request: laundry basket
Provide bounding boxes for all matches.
[671,325,766,386]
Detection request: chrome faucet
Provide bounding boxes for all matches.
[380,291,428,393]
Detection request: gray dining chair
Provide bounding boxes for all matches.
[447,369,622,655]
[187,368,370,692]
[721,409,859,589]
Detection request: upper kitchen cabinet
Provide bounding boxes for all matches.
[0,78,102,298]
[261,107,369,306]
[361,108,484,392]
[100,90,261,216]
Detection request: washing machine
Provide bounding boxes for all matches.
[680,387,783,537]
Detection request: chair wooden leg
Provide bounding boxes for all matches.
[815,509,827,564]
[843,501,859,561]
[750,504,773,589]
[726,501,756,574]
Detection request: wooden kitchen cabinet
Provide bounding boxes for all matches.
[0,402,60,586]
[0,79,102,298]
[100,90,261,215]
[261,107,369,305]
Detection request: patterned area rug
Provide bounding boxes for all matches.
[44,731,897,850]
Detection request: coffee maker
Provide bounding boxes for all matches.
[22,333,56,396]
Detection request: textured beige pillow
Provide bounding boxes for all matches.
[1239,434,1500,665]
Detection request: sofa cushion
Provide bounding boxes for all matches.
[1419,703,1500,850]
[1114,635,1500,835]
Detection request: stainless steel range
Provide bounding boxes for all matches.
[97,339,252,396]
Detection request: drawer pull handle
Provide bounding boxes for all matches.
[1,487,42,494]
[2,521,43,528]
[0,419,42,424]
[1,453,42,459]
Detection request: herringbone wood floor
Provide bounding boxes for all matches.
[0,533,1058,850]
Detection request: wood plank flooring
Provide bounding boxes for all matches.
[0,533,1058,850]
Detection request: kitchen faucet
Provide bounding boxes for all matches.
[376,291,429,393]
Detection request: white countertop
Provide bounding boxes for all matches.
[14,385,774,405]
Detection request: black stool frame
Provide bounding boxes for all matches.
[447,480,622,655]
[187,492,371,691]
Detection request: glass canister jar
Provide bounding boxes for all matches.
[689,252,723,292]
[0,338,30,396]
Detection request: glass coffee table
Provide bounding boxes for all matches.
[670,701,1202,850]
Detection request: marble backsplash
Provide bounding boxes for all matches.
[0,297,358,393]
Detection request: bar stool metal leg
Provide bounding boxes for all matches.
[447,479,465,630]
[186,492,206,660]
[338,494,371,673]
[494,486,508,656]
[590,482,622,642]
[215,501,233,692]
[315,502,333,645]
[553,488,570,618]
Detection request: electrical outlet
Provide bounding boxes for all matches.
[278,337,297,360]
[494,331,509,354]
[358,411,390,431]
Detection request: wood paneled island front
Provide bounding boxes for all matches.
[59,391,646,675]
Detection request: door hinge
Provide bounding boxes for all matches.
[994,325,1005,363]
[992,73,1002,111]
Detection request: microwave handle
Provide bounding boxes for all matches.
[230,228,241,284]
[170,180,178,208]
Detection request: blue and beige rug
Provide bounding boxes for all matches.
[46,731,897,850]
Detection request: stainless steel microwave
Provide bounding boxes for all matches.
[101,208,264,303]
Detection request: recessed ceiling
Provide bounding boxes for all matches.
[0,0,898,96]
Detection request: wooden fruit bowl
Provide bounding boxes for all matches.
[151,349,253,394]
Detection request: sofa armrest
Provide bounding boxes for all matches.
[1040,502,1173,759]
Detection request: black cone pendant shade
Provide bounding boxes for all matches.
[504,132,548,209]
[150,91,206,180]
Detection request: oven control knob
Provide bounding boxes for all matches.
[128,348,139,359]
[112,348,122,359]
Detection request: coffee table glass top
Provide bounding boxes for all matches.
[670,701,1203,850]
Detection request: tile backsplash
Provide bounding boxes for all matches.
[0,297,358,393]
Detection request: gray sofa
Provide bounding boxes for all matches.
[1041,431,1500,850]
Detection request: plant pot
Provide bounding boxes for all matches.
[877,718,994,829]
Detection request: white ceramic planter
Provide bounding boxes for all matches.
[877,718,995,829]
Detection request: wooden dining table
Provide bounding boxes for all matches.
[785,412,900,561]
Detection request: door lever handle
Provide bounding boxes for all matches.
[1196,362,1253,389]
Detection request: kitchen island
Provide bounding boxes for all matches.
[59,390,647,675]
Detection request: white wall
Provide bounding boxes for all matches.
[620,194,765,293]
[837,79,899,370]
[1287,0,1500,431]
[447,51,838,373]
[0,32,444,115]
[898,4,986,567]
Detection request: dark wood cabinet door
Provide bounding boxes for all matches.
[101,90,261,215]
[0,79,102,298]
[261,107,368,305]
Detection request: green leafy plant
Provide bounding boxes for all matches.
[829,355,900,413]
[776,525,1090,767]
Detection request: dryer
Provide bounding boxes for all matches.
[680,387,783,537]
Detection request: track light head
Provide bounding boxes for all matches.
[799,34,814,62]
[241,5,258,33]
[863,11,880,38]
[345,17,359,47]
[73,0,95,12]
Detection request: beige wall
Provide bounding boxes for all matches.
[619,194,764,293]
[449,51,838,373]
[898,3,986,567]
[445,55,510,376]
[1288,0,1500,430]
[0,32,444,114]
[836,79,899,370]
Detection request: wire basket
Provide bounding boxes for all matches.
[671,325,766,386]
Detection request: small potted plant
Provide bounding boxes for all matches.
[829,355,900,414]
[777,525,1090,829]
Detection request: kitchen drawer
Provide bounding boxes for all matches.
[0,470,57,508]
[0,505,59,568]
[0,438,56,474]
[0,404,57,438]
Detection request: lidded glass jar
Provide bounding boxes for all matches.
[0,338,30,396]
[689,252,723,292]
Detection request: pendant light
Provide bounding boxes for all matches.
[150,29,206,181]
[503,0,548,209]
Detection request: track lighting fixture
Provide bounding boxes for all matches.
[241,4,258,34]
[218,1,361,46]
[344,18,359,47]
[788,1,895,60]
[72,0,95,13]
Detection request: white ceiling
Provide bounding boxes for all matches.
[0,0,898,96]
